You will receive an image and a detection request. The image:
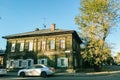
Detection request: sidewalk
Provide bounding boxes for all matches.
[55,70,120,77]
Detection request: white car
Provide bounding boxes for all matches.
[18,64,55,77]
[0,66,7,75]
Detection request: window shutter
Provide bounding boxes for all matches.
[64,58,68,67]
[57,58,61,67]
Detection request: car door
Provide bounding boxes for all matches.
[26,66,41,76]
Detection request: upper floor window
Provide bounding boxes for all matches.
[42,41,46,50]
[11,43,15,52]
[50,40,55,50]
[60,40,65,49]
[29,42,33,51]
[20,42,24,51]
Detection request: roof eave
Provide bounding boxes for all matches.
[2,30,75,39]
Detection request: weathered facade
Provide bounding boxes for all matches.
[0,50,6,67]
[3,24,82,71]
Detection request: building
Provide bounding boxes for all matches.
[0,49,6,67]
[2,23,82,71]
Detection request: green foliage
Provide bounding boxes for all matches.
[115,52,120,63]
[75,0,120,70]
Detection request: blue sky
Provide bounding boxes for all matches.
[0,0,120,56]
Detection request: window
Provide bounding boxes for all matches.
[29,42,33,51]
[38,59,47,65]
[18,60,23,68]
[10,61,14,67]
[11,43,15,52]
[35,65,43,68]
[7,60,14,68]
[27,59,33,67]
[60,40,65,49]
[28,60,31,66]
[42,41,46,50]
[50,40,55,49]
[22,60,27,68]
[60,59,64,66]
[57,57,68,67]
[20,43,24,51]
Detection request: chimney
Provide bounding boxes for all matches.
[51,23,55,31]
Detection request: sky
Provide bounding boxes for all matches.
[0,0,120,56]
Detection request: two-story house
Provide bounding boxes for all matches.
[2,23,82,71]
[0,49,6,67]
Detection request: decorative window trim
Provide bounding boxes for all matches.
[27,59,33,67]
[11,43,15,52]
[29,42,33,51]
[7,60,14,68]
[38,58,47,65]
[18,59,23,68]
[42,41,46,50]
[57,57,68,67]
[50,40,55,50]
[60,40,65,49]
[20,42,24,51]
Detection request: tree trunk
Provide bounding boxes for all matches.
[94,64,102,72]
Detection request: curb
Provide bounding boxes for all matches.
[7,70,120,77]
[55,70,120,77]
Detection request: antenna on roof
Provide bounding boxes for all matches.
[43,18,46,29]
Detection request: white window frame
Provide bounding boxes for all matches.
[50,40,55,49]
[20,42,24,51]
[9,60,14,68]
[14,60,18,68]
[26,59,33,67]
[18,59,23,68]
[57,57,68,67]
[42,41,46,50]
[22,60,27,68]
[38,58,47,65]
[29,42,33,51]
[11,43,15,52]
[60,40,65,49]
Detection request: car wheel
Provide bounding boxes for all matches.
[20,72,25,77]
[41,71,47,78]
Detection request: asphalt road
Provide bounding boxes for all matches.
[0,71,120,80]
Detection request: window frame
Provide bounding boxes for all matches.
[42,41,46,50]
[38,58,47,65]
[11,43,16,52]
[20,42,24,51]
[57,57,68,67]
[50,40,55,50]
[60,40,65,49]
[28,42,33,51]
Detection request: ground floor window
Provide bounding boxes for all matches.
[7,59,33,68]
[18,59,23,68]
[7,60,14,68]
[57,57,68,67]
[27,59,33,67]
[38,58,47,65]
